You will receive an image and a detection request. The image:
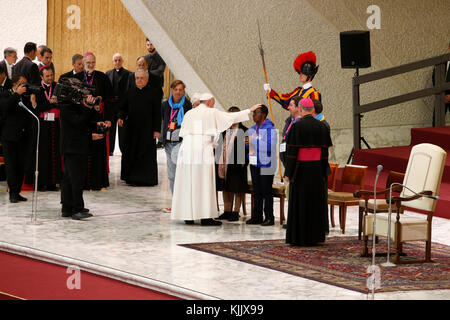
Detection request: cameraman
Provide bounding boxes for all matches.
[60,94,107,220]
[0,74,35,203]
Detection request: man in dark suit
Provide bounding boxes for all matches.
[60,95,104,220]
[145,38,166,102]
[37,46,55,75]
[0,74,35,203]
[59,54,84,81]
[1,47,18,80]
[0,64,13,145]
[12,42,40,85]
[106,53,130,155]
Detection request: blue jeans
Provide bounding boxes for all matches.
[164,142,181,194]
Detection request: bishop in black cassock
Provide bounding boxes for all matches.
[34,66,61,190]
[284,98,332,246]
[80,53,113,190]
[118,69,161,186]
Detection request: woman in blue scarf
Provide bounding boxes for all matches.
[161,80,193,212]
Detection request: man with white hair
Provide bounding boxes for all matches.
[106,53,131,155]
[1,47,18,79]
[171,93,261,226]
[81,52,113,190]
[118,69,161,186]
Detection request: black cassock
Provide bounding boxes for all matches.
[285,115,332,246]
[79,71,112,190]
[35,81,62,189]
[119,85,161,186]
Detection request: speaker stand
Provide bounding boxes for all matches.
[347,67,371,164]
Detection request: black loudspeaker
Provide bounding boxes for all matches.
[340,30,371,68]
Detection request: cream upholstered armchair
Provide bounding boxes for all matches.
[357,143,446,264]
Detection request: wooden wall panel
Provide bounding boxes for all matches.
[47,0,173,98]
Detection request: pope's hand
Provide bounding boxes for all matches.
[250,104,262,112]
[263,83,271,92]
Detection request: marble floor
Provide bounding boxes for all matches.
[0,149,449,300]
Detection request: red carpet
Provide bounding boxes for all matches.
[0,251,181,300]
[352,126,450,219]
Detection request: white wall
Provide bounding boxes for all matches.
[0,0,47,60]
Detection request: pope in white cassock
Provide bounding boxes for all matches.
[172,93,261,226]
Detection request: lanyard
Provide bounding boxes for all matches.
[41,81,52,102]
[84,71,94,85]
[169,108,179,123]
[283,117,300,140]
[168,108,179,129]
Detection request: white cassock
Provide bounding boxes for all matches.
[171,103,251,220]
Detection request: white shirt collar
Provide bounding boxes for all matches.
[302,82,312,90]
[1,77,6,86]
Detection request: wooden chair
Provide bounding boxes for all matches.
[328,162,339,192]
[327,164,367,234]
[357,143,446,264]
[246,181,286,225]
[354,171,405,240]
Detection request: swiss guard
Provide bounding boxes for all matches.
[264,51,321,110]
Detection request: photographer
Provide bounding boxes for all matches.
[60,94,107,220]
[0,74,35,203]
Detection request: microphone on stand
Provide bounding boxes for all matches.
[368,164,383,300]
[18,101,41,225]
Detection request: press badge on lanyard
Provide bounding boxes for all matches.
[167,109,178,141]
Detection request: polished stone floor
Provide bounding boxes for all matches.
[0,149,449,300]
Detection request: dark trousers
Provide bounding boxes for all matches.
[2,138,31,196]
[250,165,274,220]
[61,154,87,213]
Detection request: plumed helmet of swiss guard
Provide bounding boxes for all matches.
[293,51,319,81]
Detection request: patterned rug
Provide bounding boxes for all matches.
[181,236,450,293]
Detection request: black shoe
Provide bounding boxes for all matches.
[71,212,87,220]
[217,212,231,220]
[17,195,27,202]
[201,218,222,226]
[61,211,72,217]
[282,224,287,229]
[47,185,58,191]
[185,220,195,225]
[82,212,93,218]
[227,212,240,222]
[261,218,275,226]
[37,185,47,192]
[246,217,263,225]
[9,196,18,203]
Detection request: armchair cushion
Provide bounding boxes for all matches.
[364,213,428,242]
[328,192,358,202]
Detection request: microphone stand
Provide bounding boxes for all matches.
[368,165,382,300]
[19,101,42,225]
[382,183,438,267]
